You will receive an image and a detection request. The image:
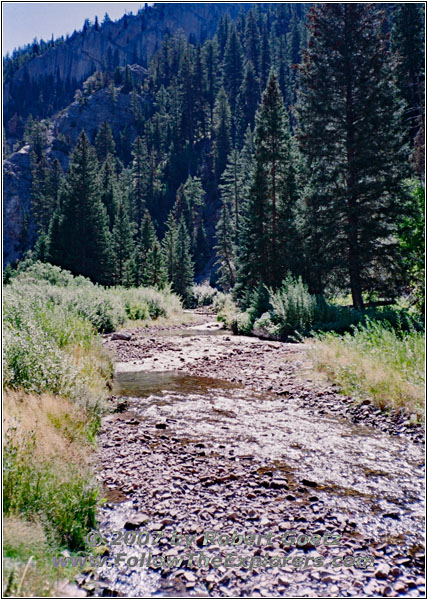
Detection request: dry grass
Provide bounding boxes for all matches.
[3,390,92,462]
[308,321,425,420]
[124,309,197,329]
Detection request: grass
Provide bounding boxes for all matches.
[309,319,425,420]
[3,516,81,597]
[3,261,184,596]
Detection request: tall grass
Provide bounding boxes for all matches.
[310,319,425,418]
[3,262,184,595]
[3,431,97,550]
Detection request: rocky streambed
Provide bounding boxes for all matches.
[84,314,424,597]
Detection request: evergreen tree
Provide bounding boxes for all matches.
[112,200,135,285]
[145,240,167,288]
[94,121,116,163]
[203,38,220,128]
[215,193,236,290]
[244,9,261,77]
[222,23,243,138]
[31,154,57,234]
[237,60,260,142]
[131,136,149,230]
[296,3,408,308]
[135,209,157,285]
[391,3,425,143]
[253,72,296,287]
[48,131,112,284]
[99,154,119,229]
[213,87,232,180]
[178,48,195,146]
[174,217,195,303]
[219,149,245,244]
[174,176,205,253]
[162,211,178,284]
[259,23,271,90]
[236,160,269,300]
[122,65,134,93]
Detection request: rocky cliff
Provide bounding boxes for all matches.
[4,3,244,110]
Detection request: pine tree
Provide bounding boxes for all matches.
[131,136,149,230]
[122,65,134,93]
[244,9,261,77]
[391,4,425,143]
[215,193,236,290]
[203,39,220,128]
[174,217,194,303]
[223,24,243,111]
[99,154,119,229]
[237,60,260,142]
[222,23,243,139]
[236,160,269,300]
[178,48,195,146]
[213,88,232,180]
[31,153,60,234]
[112,200,135,285]
[48,131,112,284]
[219,149,245,244]
[94,121,116,163]
[135,209,157,285]
[296,3,408,308]
[162,211,178,284]
[253,72,296,287]
[259,23,271,90]
[174,176,204,253]
[145,240,167,288]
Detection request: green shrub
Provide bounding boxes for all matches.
[252,312,282,339]
[269,275,317,337]
[192,284,219,307]
[230,310,253,335]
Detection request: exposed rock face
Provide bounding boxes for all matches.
[4,3,245,107]
[3,147,33,265]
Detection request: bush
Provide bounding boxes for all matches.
[120,285,182,320]
[269,275,316,337]
[3,265,183,398]
[191,283,220,307]
[252,312,282,339]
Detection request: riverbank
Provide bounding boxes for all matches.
[82,315,425,597]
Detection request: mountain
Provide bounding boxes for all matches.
[4,3,246,126]
[3,2,251,266]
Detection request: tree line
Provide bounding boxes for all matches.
[22,3,424,308]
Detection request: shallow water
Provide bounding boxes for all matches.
[95,368,425,597]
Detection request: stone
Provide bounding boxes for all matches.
[124,514,149,530]
[111,332,132,341]
[375,563,391,579]
[301,479,318,488]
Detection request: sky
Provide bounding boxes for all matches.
[2,2,151,55]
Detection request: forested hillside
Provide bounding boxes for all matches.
[3,2,425,311]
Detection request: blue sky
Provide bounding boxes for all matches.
[2,2,150,55]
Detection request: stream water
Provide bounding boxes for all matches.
[91,327,425,597]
